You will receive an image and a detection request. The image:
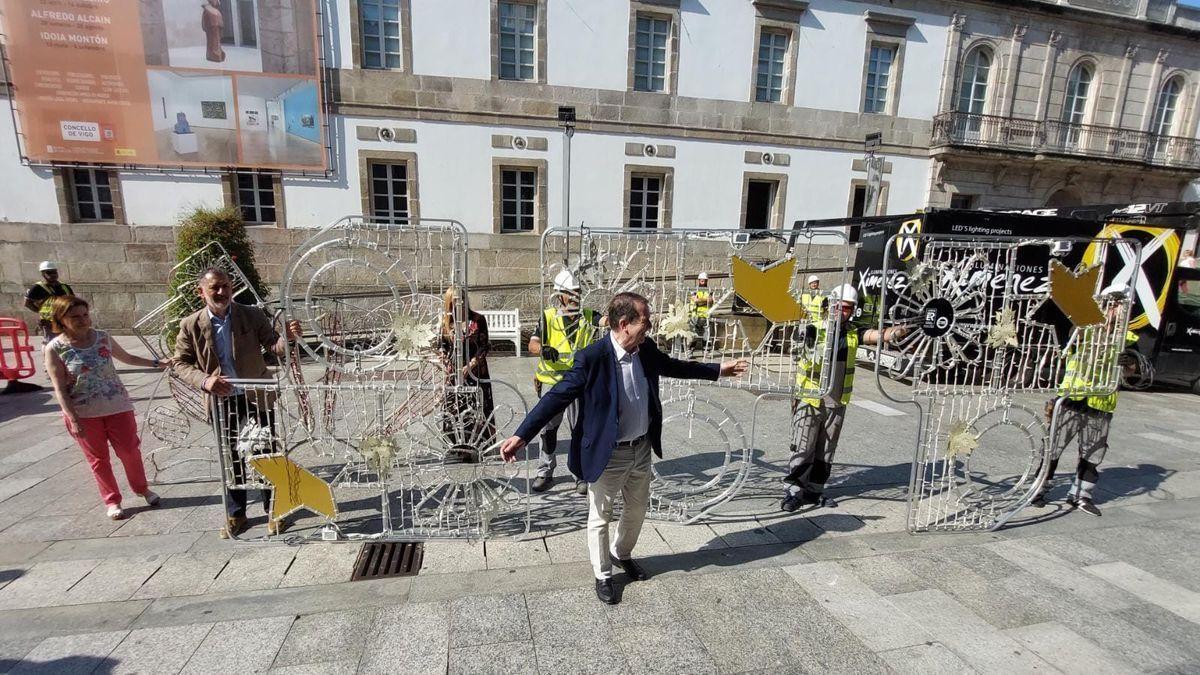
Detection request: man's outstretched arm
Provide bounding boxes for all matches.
[501,350,590,460]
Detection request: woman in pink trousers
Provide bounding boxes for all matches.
[44,296,167,519]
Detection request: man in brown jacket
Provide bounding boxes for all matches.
[172,267,300,538]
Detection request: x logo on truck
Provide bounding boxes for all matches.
[1086,224,1180,330]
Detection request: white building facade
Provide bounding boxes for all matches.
[2,0,1199,327]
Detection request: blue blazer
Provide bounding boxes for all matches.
[514,336,720,482]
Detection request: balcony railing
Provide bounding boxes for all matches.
[932,111,1200,170]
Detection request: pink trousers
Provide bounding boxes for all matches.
[67,410,149,507]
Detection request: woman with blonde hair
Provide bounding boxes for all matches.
[44,296,167,519]
[439,286,495,458]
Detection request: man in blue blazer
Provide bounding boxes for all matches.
[500,292,747,604]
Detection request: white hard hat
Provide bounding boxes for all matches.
[698,272,708,281]
[553,269,580,292]
[807,274,820,284]
[830,283,858,305]
[1101,282,1130,298]
[39,260,58,272]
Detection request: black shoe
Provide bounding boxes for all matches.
[781,492,821,513]
[1065,494,1079,509]
[612,556,649,581]
[575,480,588,496]
[530,474,553,493]
[1031,495,1047,508]
[595,578,618,605]
[781,493,804,512]
[1076,498,1102,517]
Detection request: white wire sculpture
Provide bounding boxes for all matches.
[873,234,1139,533]
[539,226,853,522]
[136,242,267,484]
[208,217,530,541]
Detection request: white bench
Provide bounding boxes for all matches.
[479,309,521,356]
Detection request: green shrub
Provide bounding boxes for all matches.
[165,206,268,347]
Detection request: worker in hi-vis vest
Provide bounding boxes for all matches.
[528,269,603,494]
[799,274,824,321]
[24,261,74,342]
[783,284,906,512]
[1033,283,1138,517]
[689,272,713,347]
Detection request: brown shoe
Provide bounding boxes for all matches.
[219,515,247,539]
[266,518,288,536]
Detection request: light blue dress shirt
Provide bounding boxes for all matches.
[207,308,239,379]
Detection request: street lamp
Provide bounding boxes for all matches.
[558,106,576,230]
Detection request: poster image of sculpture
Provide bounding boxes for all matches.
[140,0,318,75]
[235,76,324,167]
[146,69,239,165]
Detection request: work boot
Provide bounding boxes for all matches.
[220,515,247,539]
[530,474,553,493]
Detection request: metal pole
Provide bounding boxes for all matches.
[562,124,574,229]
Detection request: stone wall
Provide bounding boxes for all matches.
[1,223,849,335]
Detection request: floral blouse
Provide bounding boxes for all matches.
[49,330,133,418]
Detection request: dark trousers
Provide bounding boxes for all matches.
[214,394,275,518]
[785,400,846,499]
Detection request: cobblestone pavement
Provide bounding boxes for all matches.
[1,340,1198,673]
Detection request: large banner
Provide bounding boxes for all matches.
[1,0,326,171]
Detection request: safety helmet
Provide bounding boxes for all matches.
[829,284,858,305]
[1100,282,1130,299]
[806,274,819,284]
[39,261,58,272]
[698,272,708,281]
[553,269,581,293]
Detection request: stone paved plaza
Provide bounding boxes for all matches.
[1,342,1199,674]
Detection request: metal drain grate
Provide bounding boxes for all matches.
[350,542,424,580]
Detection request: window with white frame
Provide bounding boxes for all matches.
[628,174,662,229]
[361,0,402,69]
[956,47,991,115]
[369,162,409,223]
[755,30,788,103]
[863,43,896,114]
[235,173,276,224]
[1152,76,1184,138]
[1062,63,1093,126]
[498,2,536,80]
[70,168,114,222]
[500,168,537,232]
[634,15,670,92]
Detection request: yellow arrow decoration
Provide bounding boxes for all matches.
[249,455,338,521]
[1048,259,1104,327]
[731,256,805,323]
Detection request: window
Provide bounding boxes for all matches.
[634,15,670,92]
[848,180,888,217]
[850,185,868,218]
[70,169,114,222]
[863,44,896,114]
[745,181,774,230]
[498,2,536,80]
[755,30,788,103]
[1152,76,1183,138]
[1062,63,1093,126]
[500,168,536,232]
[628,174,662,229]
[361,0,402,69]
[956,47,991,116]
[235,173,276,224]
[369,162,409,223]
[949,193,977,210]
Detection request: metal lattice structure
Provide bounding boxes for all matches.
[206,217,531,541]
[873,234,1138,533]
[540,226,854,522]
[138,242,267,484]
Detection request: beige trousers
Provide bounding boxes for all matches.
[587,437,653,580]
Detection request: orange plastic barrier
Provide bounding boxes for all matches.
[0,317,36,382]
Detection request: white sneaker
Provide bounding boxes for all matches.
[106,504,126,520]
[140,490,161,506]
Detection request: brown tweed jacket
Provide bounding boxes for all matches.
[171,303,279,392]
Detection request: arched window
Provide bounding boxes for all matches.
[1062,63,1094,126]
[956,46,992,115]
[1152,76,1184,138]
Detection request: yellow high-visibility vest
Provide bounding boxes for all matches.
[1058,328,1138,413]
[535,308,598,385]
[796,324,858,408]
[689,289,711,318]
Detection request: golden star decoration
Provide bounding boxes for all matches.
[1048,260,1104,327]
[249,455,338,521]
[730,256,805,323]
